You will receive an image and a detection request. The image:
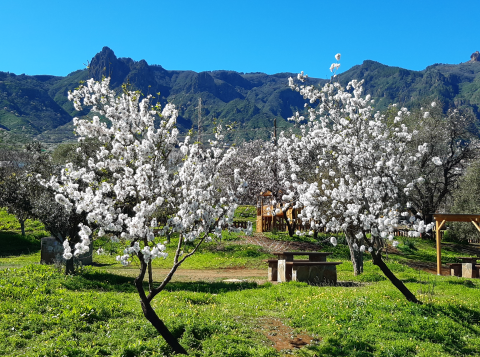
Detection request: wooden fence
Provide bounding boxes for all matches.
[259,216,439,238]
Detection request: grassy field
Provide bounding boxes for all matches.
[1,209,480,356]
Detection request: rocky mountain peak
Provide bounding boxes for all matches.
[89,46,129,86]
[470,51,480,62]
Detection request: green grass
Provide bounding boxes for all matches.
[93,235,273,270]
[394,237,478,264]
[2,208,480,356]
[0,208,49,236]
[1,263,479,356]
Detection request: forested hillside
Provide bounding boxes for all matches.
[1,46,480,148]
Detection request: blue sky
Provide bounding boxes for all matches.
[1,0,478,79]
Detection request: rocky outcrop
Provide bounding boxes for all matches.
[89,47,130,88]
[470,51,480,62]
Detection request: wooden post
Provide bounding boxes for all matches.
[436,219,445,275]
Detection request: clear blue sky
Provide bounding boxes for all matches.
[1,0,478,79]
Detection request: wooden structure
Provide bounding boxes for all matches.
[256,191,297,233]
[268,251,342,284]
[434,214,480,275]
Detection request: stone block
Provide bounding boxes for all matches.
[292,264,337,284]
[462,263,478,279]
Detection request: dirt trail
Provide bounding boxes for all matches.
[106,267,268,282]
[240,233,321,253]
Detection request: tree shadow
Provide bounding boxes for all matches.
[90,262,117,267]
[61,269,137,292]
[445,279,478,288]
[60,269,262,294]
[391,304,480,356]
[164,280,262,293]
[0,231,41,256]
[303,336,376,356]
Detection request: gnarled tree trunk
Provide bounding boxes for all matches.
[134,260,188,355]
[371,250,421,304]
[345,232,363,276]
[140,299,187,355]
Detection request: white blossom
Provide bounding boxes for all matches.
[432,157,442,166]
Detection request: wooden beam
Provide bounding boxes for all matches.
[437,219,446,231]
[433,214,480,223]
[472,220,480,233]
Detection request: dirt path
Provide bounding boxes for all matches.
[240,233,321,253]
[390,242,480,276]
[104,235,321,282]
[106,267,268,282]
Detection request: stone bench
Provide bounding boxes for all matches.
[286,261,342,284]
[446,263,480,278]
[268,259,279,281]
[268,259,342,284]
[267,259,316,281]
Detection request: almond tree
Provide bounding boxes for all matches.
[51,78,246,354]
[282,55,433,303]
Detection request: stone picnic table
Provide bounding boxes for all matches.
[268,251,341,284]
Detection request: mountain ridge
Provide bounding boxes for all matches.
[1,47,480,148]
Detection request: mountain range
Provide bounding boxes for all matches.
[1,47,480,148]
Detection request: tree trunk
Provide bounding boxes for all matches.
[65,257,75,275]
[283,214,296,237]
[346,233,363,276]
[20,219,25,236]
[371,251,422,304]
[134,259,188,355]
[140,299,188,355]
[422,208,434,240]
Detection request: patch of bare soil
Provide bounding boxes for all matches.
[258,317,319,354]
[238,233,321,253]
[402,260,451,276]
[106,267,268,282]
[402,243,480,276]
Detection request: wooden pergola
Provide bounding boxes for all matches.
[434,214,480,275]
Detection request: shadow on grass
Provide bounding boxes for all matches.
[303,336,376,356]
[90,262,117,267]
[61,269,262,294]
[397,304,480,356]
[164,280,262,293]
[0,231,41,256]
[61,270,137,292]
[401,277,436,284]
[332,281,363,287]
[445,279,477,288]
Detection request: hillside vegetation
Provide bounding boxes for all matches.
[2,47,480,148]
